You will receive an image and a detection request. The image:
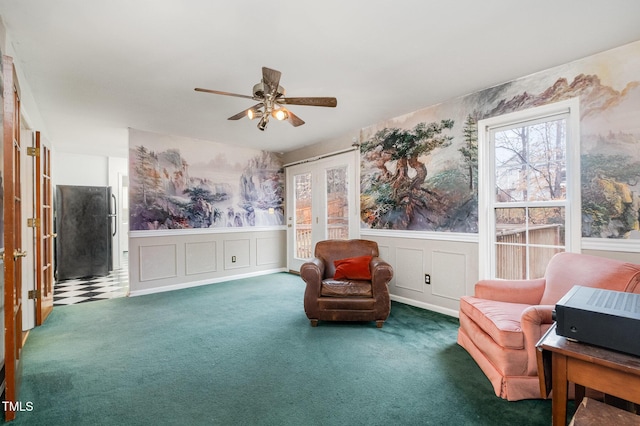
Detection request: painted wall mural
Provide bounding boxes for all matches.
[129,129,284,230]
[360,40,640,238]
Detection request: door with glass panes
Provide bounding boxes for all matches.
[286,151,357,272]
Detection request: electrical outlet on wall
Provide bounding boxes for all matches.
[425,274,431,285]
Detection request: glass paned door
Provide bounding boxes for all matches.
[294,172,312,259]
[326,166,348,240]
[286,151,357,272]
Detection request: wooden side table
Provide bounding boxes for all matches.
[536,323,640,426]
[569,397,639,425]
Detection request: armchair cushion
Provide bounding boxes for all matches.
[333,255,373,280]
[460,297,530,349]
[321,279,373,298]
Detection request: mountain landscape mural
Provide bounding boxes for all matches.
[484,74,640,239]
[129,130,284,231]
[360,41,640,238]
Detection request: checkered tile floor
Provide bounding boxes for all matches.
[54,255,129,306]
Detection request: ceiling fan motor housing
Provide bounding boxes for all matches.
[252,82,285,99]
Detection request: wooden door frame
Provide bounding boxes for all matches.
[35,131,53,325]
[3,54,23,423]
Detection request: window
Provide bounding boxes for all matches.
[478,98,581,280]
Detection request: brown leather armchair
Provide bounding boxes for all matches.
[300,239,393,328]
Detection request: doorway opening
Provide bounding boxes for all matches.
[53,252,129,306]
[285,150,359,272]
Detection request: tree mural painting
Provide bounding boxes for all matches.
[361,119,481,231]
[460,114,479,191]
[581,153,640,238]
[358,40,640,237]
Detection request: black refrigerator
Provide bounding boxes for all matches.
[55,185,116,280]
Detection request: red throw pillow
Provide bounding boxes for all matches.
[333,255,372,280]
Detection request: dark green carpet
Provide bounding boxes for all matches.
[6,273,550,425]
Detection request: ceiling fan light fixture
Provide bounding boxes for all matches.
[247,108,263,120]
[257,115,269,131]
[272,108,288,121]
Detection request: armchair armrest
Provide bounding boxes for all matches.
[300,257,326,296]
[370,257,393,296]
[474,278,546,304]
[521,305,555,376]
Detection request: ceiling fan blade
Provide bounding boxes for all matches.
[286,110,305,127]
[278,97,337,107]
[195,88,255,100]
[228,103,264,120]
[261,67,282,95]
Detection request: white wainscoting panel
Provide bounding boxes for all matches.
[256,236,282,265]
[139,244,178,281]
[224,238,251,270]
[394,247,424,292]
[129,229,285,295]
[432,250,466,301]
[361,234,479,316]
[185,241,217,275]
[377,244,390,261]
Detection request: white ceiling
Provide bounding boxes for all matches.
[2,1,640,158]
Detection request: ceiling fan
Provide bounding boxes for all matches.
[195,67,337,131]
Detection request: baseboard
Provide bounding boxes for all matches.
[128,273,460,319]
[128,268,288,297]
[390,294,459,318]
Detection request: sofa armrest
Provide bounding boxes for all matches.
[521,305,555,376]
[300,258,326,296]
[474,278,546,304]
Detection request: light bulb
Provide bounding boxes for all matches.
[273,109,288,121]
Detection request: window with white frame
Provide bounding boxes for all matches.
[478,98,581,280]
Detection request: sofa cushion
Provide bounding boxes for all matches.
[459,312,529,377]
[321,279,373,297]
[460,296,531,349]
[333,255,372,280]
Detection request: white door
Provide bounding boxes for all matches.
[286,151,358,272]
[119,173,129,256]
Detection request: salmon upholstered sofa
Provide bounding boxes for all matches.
[457,252,640,401]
